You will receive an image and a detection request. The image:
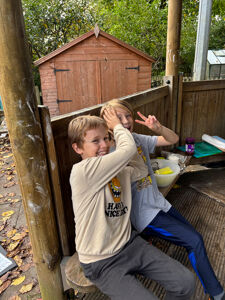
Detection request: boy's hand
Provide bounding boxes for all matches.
[135,111,162,135]
[103,107,121,130]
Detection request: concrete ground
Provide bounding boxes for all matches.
[0,136,41,300]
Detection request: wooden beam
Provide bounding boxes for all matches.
[176,73,184,138]
[0,2,65,299]
[165,0,183,77]
[39,106,70,256]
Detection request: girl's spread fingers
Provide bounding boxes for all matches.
[135,119,145,125]
[137,111,147,120]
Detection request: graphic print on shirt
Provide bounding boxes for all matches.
[136,146,152,190]
[137,146,147,162]
[105,177,128,217]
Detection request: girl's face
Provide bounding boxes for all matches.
[115,107,134,132]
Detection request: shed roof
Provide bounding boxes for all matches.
[34,25,155,66]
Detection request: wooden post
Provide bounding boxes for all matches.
[165,0,183,135]
[0,2,65,299]
[165,0,183,77]
[176,73,184,140]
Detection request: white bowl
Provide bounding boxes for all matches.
[151,159,180,187]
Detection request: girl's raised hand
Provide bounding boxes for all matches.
[135,111,162,134]
[103,106,121,130]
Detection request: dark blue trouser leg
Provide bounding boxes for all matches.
[142,207,223,296]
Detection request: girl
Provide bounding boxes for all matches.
[100,99,224,300]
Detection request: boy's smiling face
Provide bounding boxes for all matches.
[73,125,110,159]
[115,107,134,132]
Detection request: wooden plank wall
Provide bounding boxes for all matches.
[179,80,225,144]
[49,85,170,255]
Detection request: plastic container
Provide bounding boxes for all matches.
[151,159,180,187]
[168,154,180,164]
[185,137,195,155]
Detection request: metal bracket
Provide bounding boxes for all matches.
[54,68,70,75]
[57,99,72,103]
[125,66,140,71]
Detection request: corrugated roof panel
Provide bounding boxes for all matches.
[218,56,225,64]
[207,50,220,64]
[213,50,225,56]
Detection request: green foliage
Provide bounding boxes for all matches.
[91,0,168,74]
[92,0,225,75]
[180,0,225,74]
[22,0,95,85]
[180,0,199,74]
[22,0,95,60]
[209,0,225,50]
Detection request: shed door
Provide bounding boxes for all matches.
[100,60,138,101]
[55,61,100,114]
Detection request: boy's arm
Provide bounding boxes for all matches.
[135,111,179,147]
[128,152,148,182]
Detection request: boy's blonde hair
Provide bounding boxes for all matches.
[68,115,107,147]
[100,99,134,120]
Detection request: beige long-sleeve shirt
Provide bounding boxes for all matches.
[70,124,148,263]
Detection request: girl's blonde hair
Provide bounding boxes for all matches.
[100,99,134,120]
[68,115,107,147]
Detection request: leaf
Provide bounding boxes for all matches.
[3,181,16,188]
[8,192,16,197]
[3,154,13,158]
[7,247,21,258]
[10,199,20,203]
[9,271,21,280]
[13,255,23,267]
[0,272,10,284]
[19,282,33,294]
[20,263,31,272]
[7,240,20,252]
[0,222,6,232]
[11,276,25,286]
[7,229,17,238]
[11,232,27,241]
[2,216,11,222]
[2,210,14,217]
[0,280,11,294]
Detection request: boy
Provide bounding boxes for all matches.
[100,99,224,300]
[68,108,195,300]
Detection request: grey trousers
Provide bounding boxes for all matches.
[81,232,196,300]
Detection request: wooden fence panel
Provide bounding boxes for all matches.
[180,80,225,144]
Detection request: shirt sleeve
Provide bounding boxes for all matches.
[135,133,158,154]
[128,152,148,182]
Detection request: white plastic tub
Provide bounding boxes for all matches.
[151,159,180,187]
